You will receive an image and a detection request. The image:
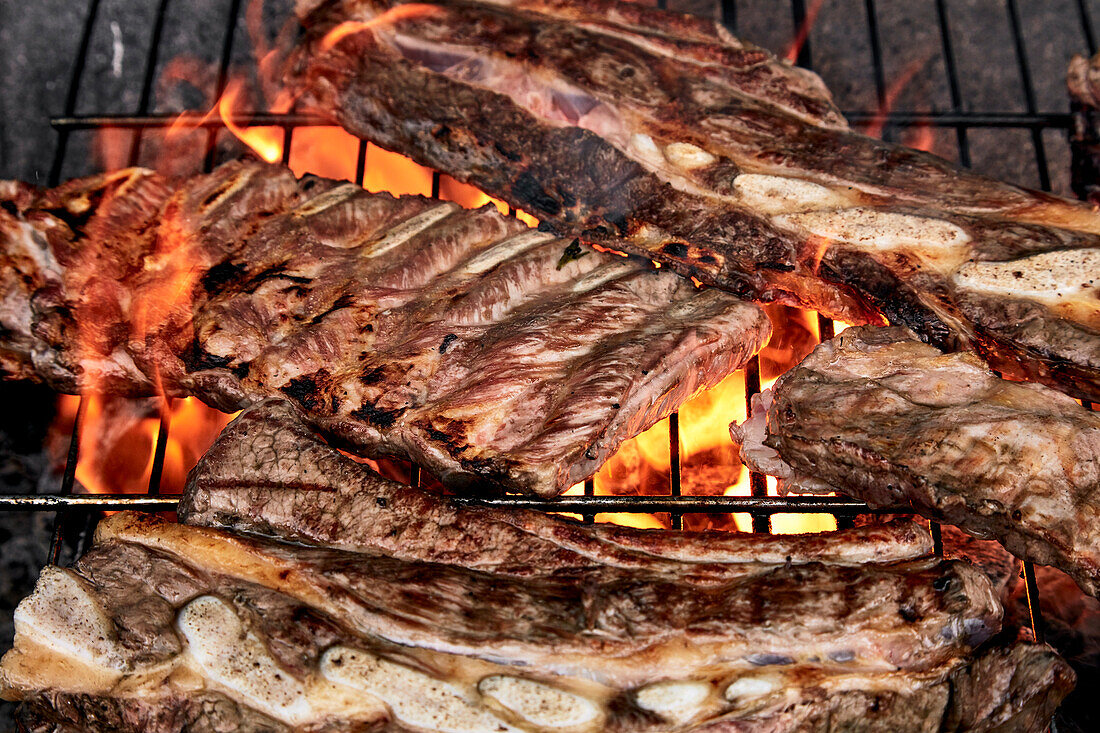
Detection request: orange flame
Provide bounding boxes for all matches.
[319,4,444,52]
[783,0,826,63]
[866,55,933,140]
[66,6,852,538]
[217,78,286,163]
[54,395,234,495]
[904,118,935,154]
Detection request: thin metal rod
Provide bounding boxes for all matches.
[744,359,770,533]
[790,0,813,69]
[933,0,971,167]
[1022,561,1046,643]
[281,126,294,165]
[0,493,872,513]
[719,0,737,35]
[127,0,173,166]
[49,0,102,185]
[930,521,943,557]
[669,412,682,530]
[205,0,246,171]
[47,396,89,564]
[146,398,173,495]
[355,140,368,186]
[431,171,441,199]
[1004,0,1051,192]
[1077,0,1097,56]
[863,0,886,109]
[50,111,1075,131]
[53,112,329,129]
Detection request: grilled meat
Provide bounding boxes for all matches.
[732,326,1100,598]
[180,398,935,575]
[291,0,1100,402]
[0,160,769,497]
[0,512,1061,730]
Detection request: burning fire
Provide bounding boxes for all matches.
[319,4,445,52]
[53,395,233,495]
[63,11,857,537]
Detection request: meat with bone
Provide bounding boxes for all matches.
[0,160,770,497]
[732,326,1100,598]
[180,398,935,575]
[0,509,1065,729]
[290,0,1100,403]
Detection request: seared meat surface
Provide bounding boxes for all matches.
[1,403,1071,732]
[0,160,769,496]
[291,0,1100,402]
[733,326,1100,598]
[181,398,935,574]
[1,511,1068,733]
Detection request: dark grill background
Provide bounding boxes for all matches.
[1,0,1098,730]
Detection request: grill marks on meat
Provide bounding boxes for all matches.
[732,326,1100,598]
[180,398,937,575]
[291,0,1100,402]
[0,511,1070,732]
[0,160,770,496]
[1,401,1074,730]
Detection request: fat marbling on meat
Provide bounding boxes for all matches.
[1,400,1072,731]
[2,509,1068,733]
[732,326,1100,598]
[0,160,770,497]
[291,0,1100,402]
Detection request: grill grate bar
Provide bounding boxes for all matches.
[47,0,102,186]
[0,493,874,513]
[204,0,246,171]
[933,0,972,167]
[743,359,770,534]
[789,0,813,69]
[127,0,173,166]
[1077,0,1097,56]
[719,0,737,35]
[1005,0,1052,192]
[863,0,887,110]
[147,398,173,495]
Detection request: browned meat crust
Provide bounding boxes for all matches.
[0,512,1063,731]
[290,0,1100,402]
[0,160,770,496]
[733,326,1100,598]
[180,398,936,575]
[12,643,1076,733]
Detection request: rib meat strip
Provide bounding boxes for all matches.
[290,0,1100,402]
[732,326,1100,598]
[0,160,770,496]
[180,398,936,575]
[1,510,1068,732]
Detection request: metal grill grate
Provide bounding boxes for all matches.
[2,0,1098,694]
